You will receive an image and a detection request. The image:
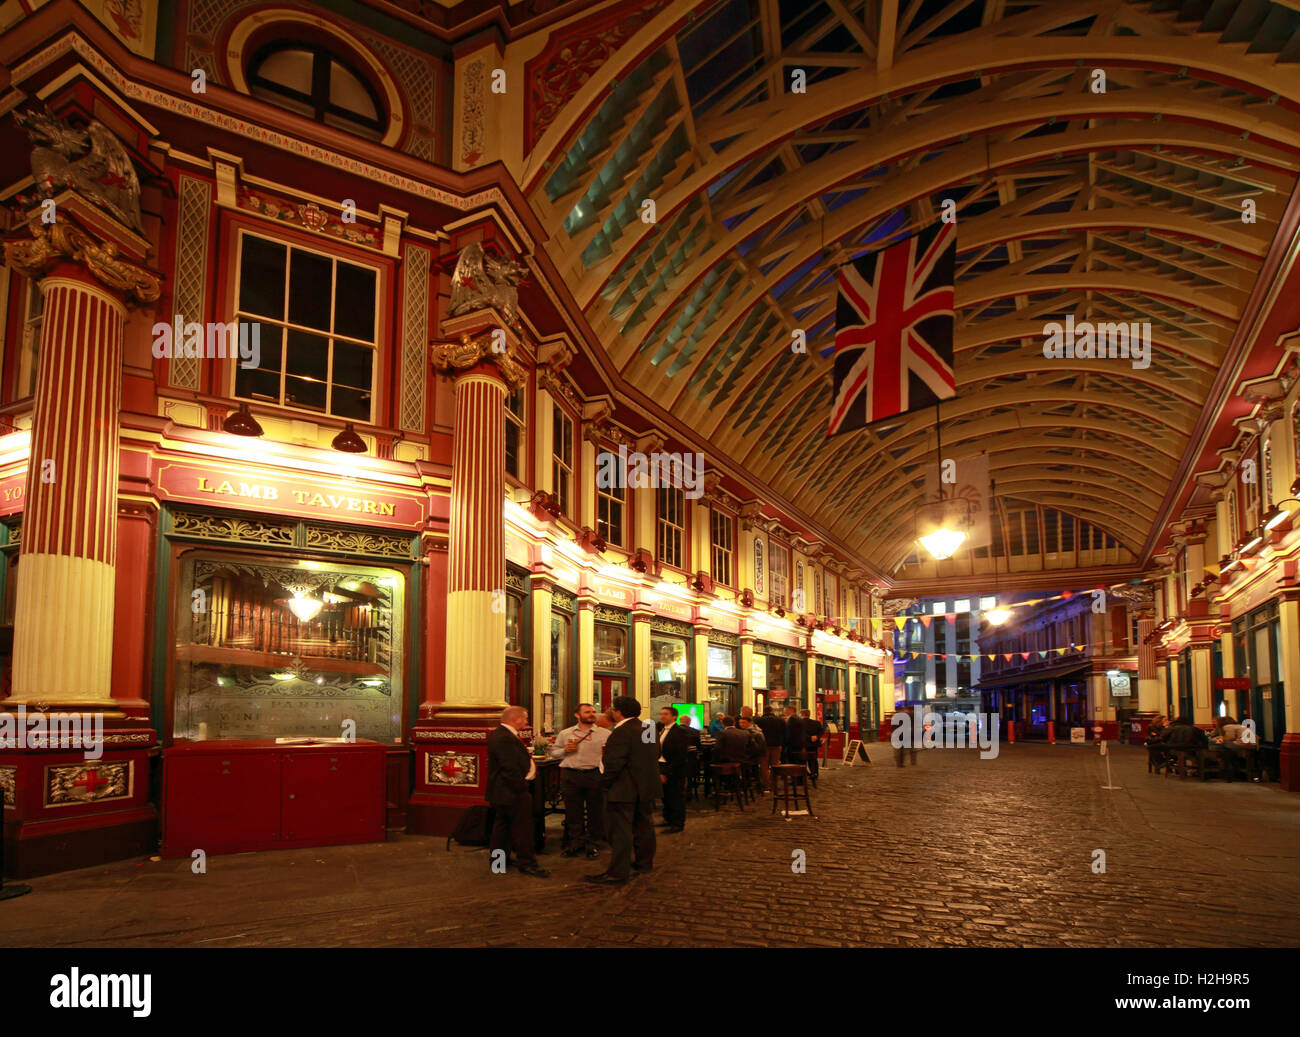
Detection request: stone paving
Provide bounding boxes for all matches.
[2,742,1298,947]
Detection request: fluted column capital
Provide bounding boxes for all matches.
[4,215,159,305]
[431,326,528,391]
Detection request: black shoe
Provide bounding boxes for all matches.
[584,872,627,885]
[561,847,583,858]
[585,847,600,859]
[517,865,550,878]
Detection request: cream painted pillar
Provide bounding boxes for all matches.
[1190,644,1215,724]
[632,609,652,705]
[692,626,709,705]
[881,662,896,714]
[533,385,554,495]
[1090,673,1111,724]
[579,436,596,531]
[739,635,755,711]
[805,651,817,715]
[577,597,595,708]
[530,579,554,725]
[1278,597,1300,734]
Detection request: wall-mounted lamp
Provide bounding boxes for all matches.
[222,402,263,437]
[1262,499,1300,531]
[331,423,367,453]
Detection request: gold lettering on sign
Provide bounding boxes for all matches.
[192,473,397,516]
[196,476,279,501]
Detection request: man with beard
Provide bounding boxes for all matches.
[549,702,609,859]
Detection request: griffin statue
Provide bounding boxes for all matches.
[447,242,529,329]
[15,106,144,233]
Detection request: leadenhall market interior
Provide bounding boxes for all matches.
[1,0,1299,889]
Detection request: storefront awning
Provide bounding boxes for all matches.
[974,661,1090,691]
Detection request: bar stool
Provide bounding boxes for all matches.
[710,763,745,811]
[685,748,701,801]
[771,764,816,819]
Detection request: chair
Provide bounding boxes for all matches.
[684,748,701,801]
[1196,749,1225,782]
[710,763,745,811]
[771,764,815,819]
[1146,745,1173,775]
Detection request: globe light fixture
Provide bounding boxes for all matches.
[986,605,1012,626]
[287,593,324,623]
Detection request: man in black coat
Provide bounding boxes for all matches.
[799,709,824,782]
[656,705,690,833]
[587,696,659,885]
[712,714,751,763]
[757,707,785,772]
[782,705,804,764]
[486,705,549,878]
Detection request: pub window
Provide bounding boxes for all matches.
[16,279,42,400]
[173,551,405,743]
[770,541,789,608]
[710,509,733,587]
[234,232,378,422]
[657,486,685,569]
[596,458,625,547]
[505,387,526,481]
[247,41,385,138]
[551,406,574,517]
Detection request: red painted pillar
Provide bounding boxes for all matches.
[110,504,155,716]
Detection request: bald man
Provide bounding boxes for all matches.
[486,706,549,878]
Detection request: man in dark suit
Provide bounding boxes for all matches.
[757,707,785,773]
[587,695,658,885]
[800,708,824,782]
[486,706,549,878]
[656,705,690,833]
[712,714,751,763]
[782,706,804,764]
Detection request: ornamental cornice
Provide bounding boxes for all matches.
[4,218,160,304]
[430,330,527,390]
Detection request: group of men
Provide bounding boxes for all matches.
[486,697,661,884]
[485,699,827,882]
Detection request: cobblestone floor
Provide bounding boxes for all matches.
[2,743,1298,947]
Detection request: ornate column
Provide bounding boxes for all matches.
[409,325,526,835]
[2,194,160,875]
[6,222,157,707]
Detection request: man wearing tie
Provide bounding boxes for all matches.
[486,706,549,879]
[549,702,609,859]
[656,705,689,833]
[587,696,659,885]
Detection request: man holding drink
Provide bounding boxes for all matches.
[549,702,610,859]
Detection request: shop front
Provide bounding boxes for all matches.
[593,604,631,712]
[754,642,805,715]
[706,631,739,719]
[649,617,694,716]
[1233,601,1286,775]
[504,565,530,709]
[548,588,577,735]
[855,666,881,741]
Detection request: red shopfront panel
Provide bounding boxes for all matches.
[164,749,282,853]
[282,747,385,844]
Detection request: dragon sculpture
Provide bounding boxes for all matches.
[15,106,144,232]
[447,242,529,329]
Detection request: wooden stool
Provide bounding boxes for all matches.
[771,764,816,819]
[710,763,745,811]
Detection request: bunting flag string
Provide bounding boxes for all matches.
[895,638,1120,662]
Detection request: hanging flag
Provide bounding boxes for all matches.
[1019,652,1031,660]
[922,451,991,551]
[919,615,932,628]
[893,616,907,631]
[1039,650,1049,659]
[1002,653,1013,661]
[827,222,956,435]
[944,613,957,623]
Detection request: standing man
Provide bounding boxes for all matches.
[782,705,804,764]
[737,713,768,791]
[800,709,824,783]
[486,706,549,878]
[757,707,785,778]
[657,706,689,833]
[550,702,609,859]
[587,696,659,885]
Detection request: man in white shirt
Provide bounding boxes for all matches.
[549,703,610,858]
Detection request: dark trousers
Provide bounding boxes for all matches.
[660,764,686,827]
[799,746,820,779]
[606,797,656,879]
[895,745,918,766]
[489,792,536,868]
[561,768,605,848]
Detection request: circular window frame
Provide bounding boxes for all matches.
[225,9,404,148]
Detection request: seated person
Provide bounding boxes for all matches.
[1143,715,1168,745]
[1159,715,1209,751]
[712,715,751,764]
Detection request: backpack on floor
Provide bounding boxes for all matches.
[446,804,493,850]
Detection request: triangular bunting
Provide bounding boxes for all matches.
[894,617,907,631]
[919,615,932,628]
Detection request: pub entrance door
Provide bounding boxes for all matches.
[593,675,627,713]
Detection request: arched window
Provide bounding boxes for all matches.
[248,41,385,137]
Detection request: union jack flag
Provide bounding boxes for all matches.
[828,222,956,435]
